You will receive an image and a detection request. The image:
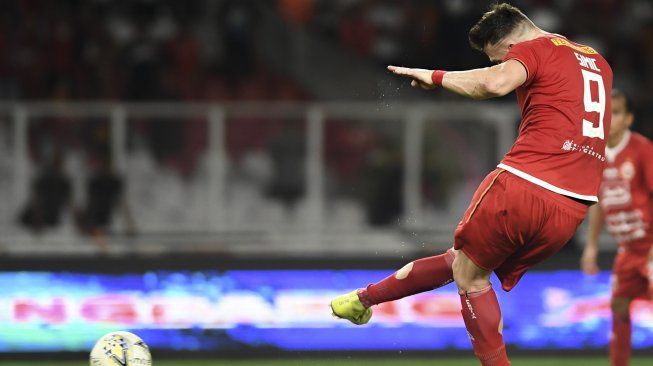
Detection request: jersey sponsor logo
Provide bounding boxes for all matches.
[560,139,606,161]
[601,160,651,242]
[605,209,647,242]
[550,37,598,54]
[600,181,632,208]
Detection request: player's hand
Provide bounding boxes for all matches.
[387,66,437,90]
[580,245,600,275]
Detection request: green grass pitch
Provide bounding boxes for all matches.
[1,357,653,366]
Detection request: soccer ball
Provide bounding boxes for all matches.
[89,331,152,366]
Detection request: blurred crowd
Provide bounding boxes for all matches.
[0,0,306,102]
[1,0,652,239]
[301,0,653,136]
[3,0,651,110]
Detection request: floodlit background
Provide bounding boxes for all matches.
[0,0,652,364]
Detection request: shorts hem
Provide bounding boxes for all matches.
[458,246,493,272]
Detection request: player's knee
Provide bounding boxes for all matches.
[453,274,489,293]
[453,276,472,293]
[452,256,466,282]
[452,258,489,292]
[454,276,490,294]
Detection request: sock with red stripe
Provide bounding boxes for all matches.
[460,286,510,366]
[357,249,455,308]
[610,312,631,366]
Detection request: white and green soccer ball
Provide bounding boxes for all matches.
[90,331,152,366]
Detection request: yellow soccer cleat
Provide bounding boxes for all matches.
[330,290,373,325]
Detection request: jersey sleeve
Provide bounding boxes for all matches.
[503,41,540,87]
[641,140,653,192]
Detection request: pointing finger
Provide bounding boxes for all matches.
[388,66,412,76]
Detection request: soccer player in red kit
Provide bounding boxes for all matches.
[581,89,653,366]
[330,3,613,365]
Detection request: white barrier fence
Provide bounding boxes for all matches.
[0,101,519,256]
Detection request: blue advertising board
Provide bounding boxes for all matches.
[1,270,651,352]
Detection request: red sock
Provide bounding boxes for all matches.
[460,286,510,366]
[357,249,454,308]
[610,312,631,366]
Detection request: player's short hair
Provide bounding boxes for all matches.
[612,89,632,113]
[468,3,532,52]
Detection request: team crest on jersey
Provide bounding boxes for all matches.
[562,140,573,151]
[620,160,635,180]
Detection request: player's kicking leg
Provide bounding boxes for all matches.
[330,248,455,324]
[454,249,510,366]
[329,289,373,325]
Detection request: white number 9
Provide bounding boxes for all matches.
[581,69,606,139]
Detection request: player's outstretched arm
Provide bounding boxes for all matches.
[581,204,604,275]
[387,59,527,100]
[386,66,437,90]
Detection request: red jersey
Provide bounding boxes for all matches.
[599,131,653,253]
[497,35,613,202]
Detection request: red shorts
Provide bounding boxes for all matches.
[453,169,588,291]
[611,247,653,299]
